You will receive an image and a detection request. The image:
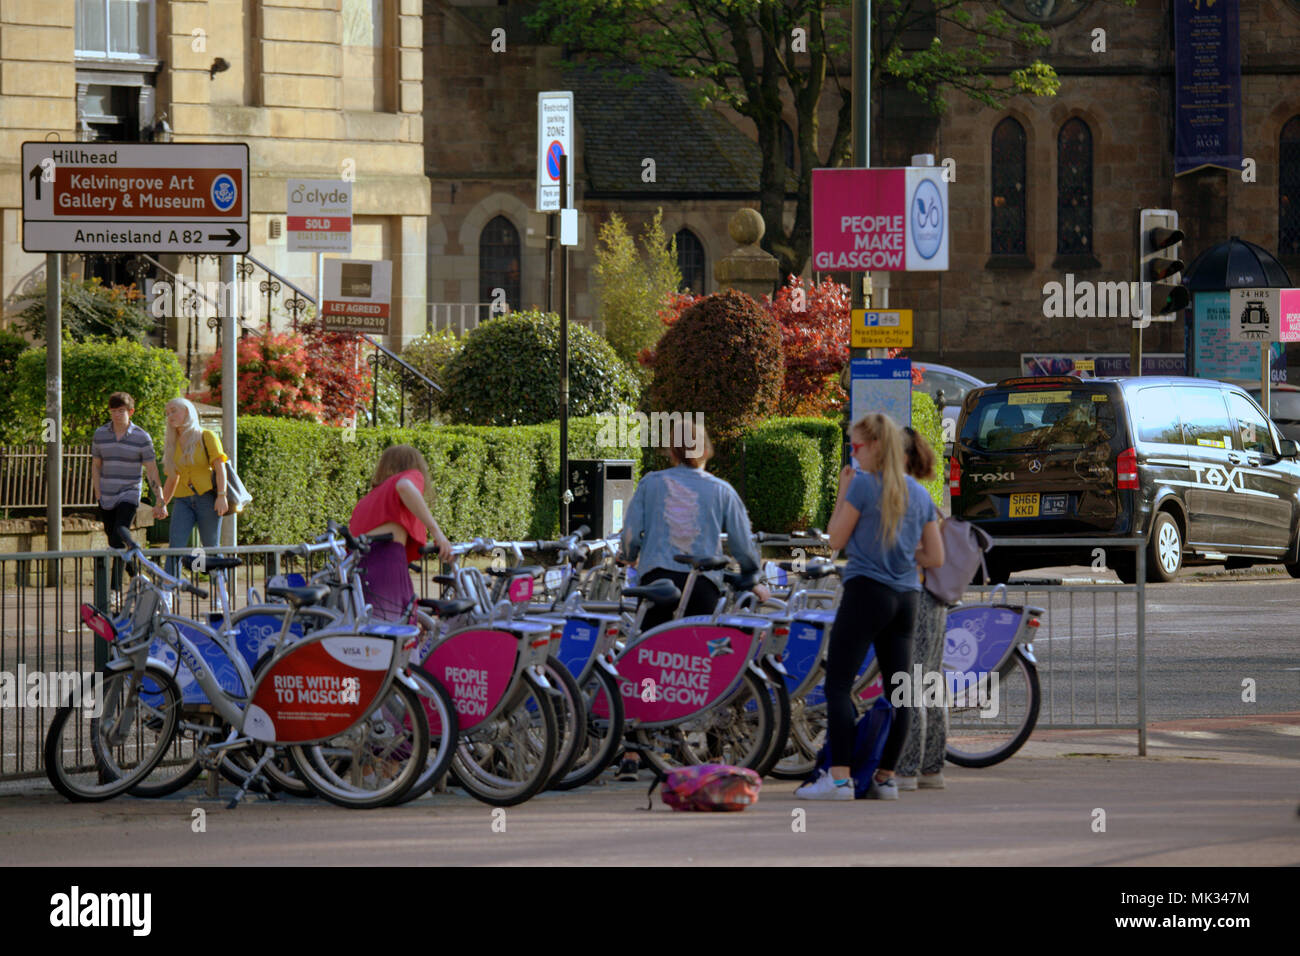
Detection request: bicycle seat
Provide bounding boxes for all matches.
[183,555,243,572]
[672,554,729,571]
[266,584,330,607]
[486,566,542,579]
[417,597,477,618]
[623,578,681,606]
[432,575,457,588]
[724,570,760,591]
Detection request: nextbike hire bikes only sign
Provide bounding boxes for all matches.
[851,308,914,348]
[320,258,392,334]
[287,179,352,253]
[812,167,949,271]
[21,142,248,253]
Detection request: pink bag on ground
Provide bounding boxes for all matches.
[656,764,762,812]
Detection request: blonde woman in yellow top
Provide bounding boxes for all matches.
[159,397,228,575]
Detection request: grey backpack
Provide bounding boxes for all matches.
[923,518,993,605]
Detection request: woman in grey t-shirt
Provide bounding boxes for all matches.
[795,413,944,801]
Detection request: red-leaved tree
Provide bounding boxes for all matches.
[299,320,372,425]
[763,276,849,417]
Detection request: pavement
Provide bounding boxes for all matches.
[1,712,1296,866]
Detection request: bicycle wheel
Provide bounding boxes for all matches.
[768,693,824,779]
[288,679,430,809]
[750,666,791,778]
[391,664,459,805]
[450,673,558,807]
[553,666,624,791]
[633,670,774,775]
[945,648,1040,768]
[128,710,221,798]
[544,661,587,790]
[44,665,183,802]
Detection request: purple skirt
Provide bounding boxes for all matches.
[358,540,415,622]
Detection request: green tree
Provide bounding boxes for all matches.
[529,0,1127,276]
[13,339,188,449]
[0,328,31,444]
[440,310,640,426]
[15,277,156,343]
[594,209,682,373]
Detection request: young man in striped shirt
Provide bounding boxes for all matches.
[91,392,166,589]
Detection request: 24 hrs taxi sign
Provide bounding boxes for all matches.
[21,142,249,254]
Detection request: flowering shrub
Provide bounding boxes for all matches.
[201,333,324,421]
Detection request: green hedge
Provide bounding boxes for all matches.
[235,415,647,544]
[233,395,945,544]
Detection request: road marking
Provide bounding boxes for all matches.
[1162,731,1224,739]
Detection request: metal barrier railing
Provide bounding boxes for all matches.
[968,536,1147,755]
[0,543,382,782]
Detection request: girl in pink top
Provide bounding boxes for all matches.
[349,445,453,620]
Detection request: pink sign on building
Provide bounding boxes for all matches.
[812,167,949,271]
[1280,289,1300,342]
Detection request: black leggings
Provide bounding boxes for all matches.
[636,568,722,632]
[825,576,917,772]
[99,500,138,590]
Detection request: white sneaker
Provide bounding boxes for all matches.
[918,772,946,790]
[794,769,854,801]
[894,775,918,791]
[866,775,899,800]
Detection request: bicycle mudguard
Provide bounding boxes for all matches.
[420,622,551,731]
[244,632,397,744]
[943,604,1025,694]
[606,621,762,728]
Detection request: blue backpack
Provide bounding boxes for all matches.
[804,697,894,799]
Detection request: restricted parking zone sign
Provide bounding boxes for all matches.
[21,142,249,254]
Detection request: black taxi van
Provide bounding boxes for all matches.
[950,376,1300,582]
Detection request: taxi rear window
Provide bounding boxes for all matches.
[963,388,1118,452]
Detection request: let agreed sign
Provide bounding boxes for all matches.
[851,308,914,348]
[21,142,248,253]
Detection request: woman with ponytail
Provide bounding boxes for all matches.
[794,413,944,800]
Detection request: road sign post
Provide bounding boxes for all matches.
[21,142,249,254]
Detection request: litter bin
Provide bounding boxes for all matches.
[567,459,636,539]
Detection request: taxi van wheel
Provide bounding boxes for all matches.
[1147,512,1183,583]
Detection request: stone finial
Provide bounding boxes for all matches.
[715,207,780,299]
[728,208,765,246]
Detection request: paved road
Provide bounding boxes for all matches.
[2,714,1297,866]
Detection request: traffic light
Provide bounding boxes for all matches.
[1137,208,1190,324]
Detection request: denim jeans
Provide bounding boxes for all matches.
[166,490,222,577]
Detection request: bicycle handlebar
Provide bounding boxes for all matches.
[113,531,208,597]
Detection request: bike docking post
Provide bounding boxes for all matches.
[969,535,1149,755]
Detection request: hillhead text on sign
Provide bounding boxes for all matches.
[21,142,248,254]
[287,179,352,253]
[321,259,393,335]
[537,91,574,212]
[812,168,949,271]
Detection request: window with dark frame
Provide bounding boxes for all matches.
[1056,117,1093,255]
[991,117,1027,256]
[1280,116,1300,257]
[674,229,706,294]
[479,215,521,317]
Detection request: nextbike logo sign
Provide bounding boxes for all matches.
[811,167,949,271]
[910,177,943,260]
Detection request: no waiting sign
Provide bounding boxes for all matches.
[21,142,248,253]
[537,91,574,212]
